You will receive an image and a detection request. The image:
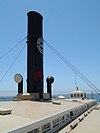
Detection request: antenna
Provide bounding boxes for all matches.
[75,72,77,89]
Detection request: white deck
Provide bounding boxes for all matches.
[58,103,100,133]
[0,99,96,133]
[70,103,100,133]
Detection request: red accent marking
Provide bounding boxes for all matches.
[34,72,42,80]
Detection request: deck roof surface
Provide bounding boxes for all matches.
[70,104,100,133]
[59,103,100,133]
[0,99,95,133]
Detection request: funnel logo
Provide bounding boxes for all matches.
[37,38,43,54]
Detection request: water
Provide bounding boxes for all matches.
[0,94,100,102]
[0,96,15,102]
[87,94,100,102]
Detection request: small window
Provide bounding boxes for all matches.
[42,122,51,133]
[62,116,65,122]
[46,122,50,129]
[52,118,59,128]
[84,94,86,98]
[77,94,79,97]
[34,128,39,133]
[74,94,76,97]
[81,94,83,97]
[71,94,73,97]
[57,118,59,123]
[70,111,73,117]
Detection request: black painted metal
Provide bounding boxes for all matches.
[27,11,43,99]
[18,79,23,94]
[46,76,54,99]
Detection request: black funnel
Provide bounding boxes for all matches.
[27,11,43,99]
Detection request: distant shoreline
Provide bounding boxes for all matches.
[0,94,100,102]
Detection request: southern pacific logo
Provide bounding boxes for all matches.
[37,38,43,54]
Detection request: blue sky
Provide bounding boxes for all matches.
[0,0,100,96]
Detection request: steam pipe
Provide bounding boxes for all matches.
[18,78,23,94]
[46,76,54,99]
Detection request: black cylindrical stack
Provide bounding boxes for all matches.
[46,76,54,99]
[18,79,23,94]
[27,11,43,99]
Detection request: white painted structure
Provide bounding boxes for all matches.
[70,88,86,99]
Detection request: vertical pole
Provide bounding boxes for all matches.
[47,82,52,99]
[27,11,43,99]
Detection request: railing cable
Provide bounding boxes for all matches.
[0,44,26,82]
[0,36,27,60]
[43,39,100,96]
